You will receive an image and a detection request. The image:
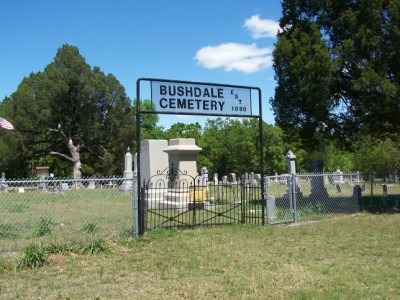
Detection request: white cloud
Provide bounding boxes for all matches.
[195,43,273,73]
[244,15,280,39]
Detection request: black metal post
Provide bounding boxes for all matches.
[136,79,143,236]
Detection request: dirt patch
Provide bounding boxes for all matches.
[49,254,68,265]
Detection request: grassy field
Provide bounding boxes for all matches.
[0,212,399,299]
[0,189,132,253]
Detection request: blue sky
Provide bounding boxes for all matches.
[0,0,282,128]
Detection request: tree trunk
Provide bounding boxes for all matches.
[67,139,83,184]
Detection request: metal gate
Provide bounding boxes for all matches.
[139,167,265,232]
[265,175,296,225]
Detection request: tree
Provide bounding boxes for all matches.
[272,22,334,150]
[353,135,400,175]
[136,99,165,140]
[198,118,286,176]
[5,44,135,178]
[163,122,202,141]
[272,0,400,147]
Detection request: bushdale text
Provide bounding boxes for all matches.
[158,84,226,111]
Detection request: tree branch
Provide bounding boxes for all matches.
[49,128,68,143]
[49,151,74,162]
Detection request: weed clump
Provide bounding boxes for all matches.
[33,217,54,237]
[15,243,48,269]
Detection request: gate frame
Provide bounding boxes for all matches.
[143,166,245,230]
[135,78,265,235]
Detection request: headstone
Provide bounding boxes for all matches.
[213,173,218,185]
[275,173,278,182]
[61,183,69,191]
[333,169,345,184]
[254,174,261,186]
[38,178,47,191]
[353,185,362,208]
[222,176,228,185]
[286,150,296,175]
[250,172,255,186]
[88,181,96,190]
[0,172,7,193]
[200,166,209,187]
[382,184,389,196]
[267,196,276,219]
[361,183,366,192]
[14,187,25,193]
[227,173,236,184]
[133,153,137,176]
[310,160,328,199]
[120,148,134,194]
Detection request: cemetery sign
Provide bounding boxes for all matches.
[135,77,265,235]
[148,79,255,117]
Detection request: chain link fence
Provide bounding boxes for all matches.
[265,172,400,225]
[2,172,398,253]
[0,177,135,254]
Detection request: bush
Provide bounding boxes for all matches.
[15,244,48,269]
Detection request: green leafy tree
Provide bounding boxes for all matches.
[163,122,202,141]
[263,123,287,175]
[272,0,400,148]
[4,44,135,178]
[353,135,400,175]
[199,118,284,176]
[136,99,164,140]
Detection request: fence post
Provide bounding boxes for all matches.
[264,176,268,225]
[292,174,298,223]
[132,176,139,237]
[370,172,375,209]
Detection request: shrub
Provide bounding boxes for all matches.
[15,244,48,269]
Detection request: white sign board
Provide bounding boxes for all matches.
[150,80,252,116]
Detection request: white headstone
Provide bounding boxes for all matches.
[213,173,218,185]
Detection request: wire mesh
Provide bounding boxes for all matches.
[265,173,370,223]
[0,177,135,253]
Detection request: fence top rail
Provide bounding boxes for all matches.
[1,176,134,185]
[296,172,364,177]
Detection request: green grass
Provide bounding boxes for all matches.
[0,213,398,299]
[0,189,132,253]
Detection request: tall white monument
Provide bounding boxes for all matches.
[120,148,134,194]
[140,139,169,187]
